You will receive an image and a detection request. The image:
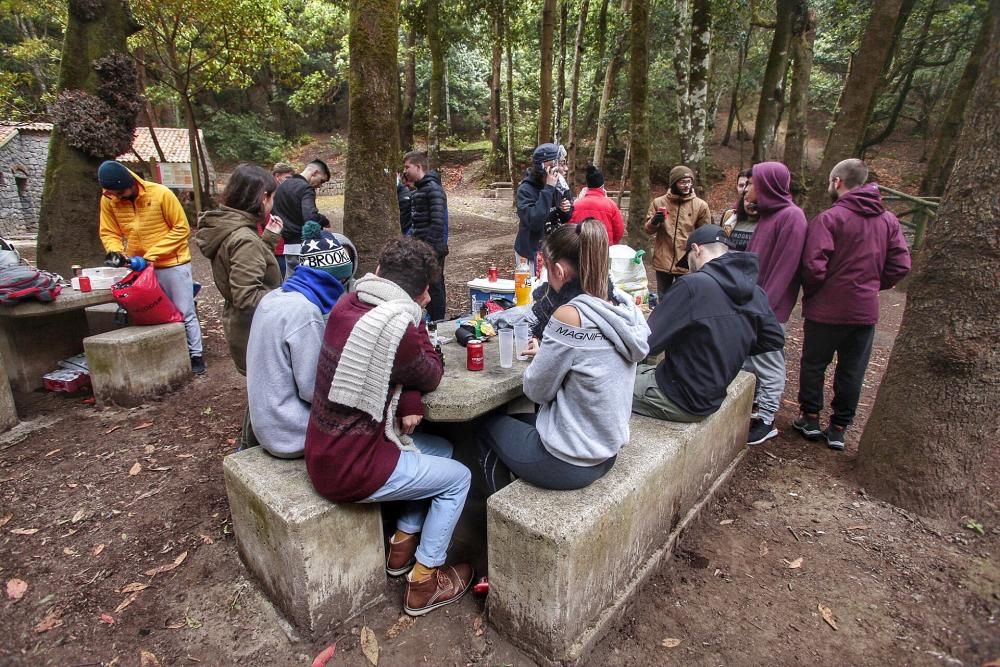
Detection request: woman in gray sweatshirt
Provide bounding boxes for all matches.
[479,220,651,492]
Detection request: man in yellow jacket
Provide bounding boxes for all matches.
[97,160,205,374]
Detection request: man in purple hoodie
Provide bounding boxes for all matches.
[743,162,808,445]
[793,159,911,451]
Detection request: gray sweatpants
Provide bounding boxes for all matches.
[743,324,786,423]
[155,263,203,357]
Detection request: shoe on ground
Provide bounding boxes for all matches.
[825,424,847,451]
[386,533,418,576]
[404,563,474,617]
[747,418,778,446]
[792,413,823,440]
[190,356,206,375]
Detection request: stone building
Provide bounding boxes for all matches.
[0,123,215,239]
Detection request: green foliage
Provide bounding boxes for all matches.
[202,111,288,165]
[0,0,65,119]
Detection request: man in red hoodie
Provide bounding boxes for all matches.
[743,162,808,445]
[569,165,624,244]
[793,159,911,451]
[304,237,473,617]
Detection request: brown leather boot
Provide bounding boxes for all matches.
[403,564,474,617]
[386,533,418,576]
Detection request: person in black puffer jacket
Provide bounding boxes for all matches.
[271,159,331,273]
[402,151,449,321]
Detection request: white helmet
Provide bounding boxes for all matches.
[0,238,20,268]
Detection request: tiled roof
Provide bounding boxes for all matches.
[0,126,17,149]
[122,127,205,164]
[0,122,54,132]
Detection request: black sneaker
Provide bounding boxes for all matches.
[792,413,823,440]
[190,356,207,375]
[825,424,847,451]
[747,418,778,446]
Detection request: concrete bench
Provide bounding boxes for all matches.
[486,371,755,666]
[0,352,17,432]
[85,303,127,336]
[83,323,190,406]
[223,448,385,635]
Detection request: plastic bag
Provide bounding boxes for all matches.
[609,244,649,301]
[111,265,182,325]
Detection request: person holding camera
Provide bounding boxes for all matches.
[515,143,574,277]
[644,165,712,295]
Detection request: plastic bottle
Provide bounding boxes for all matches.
[514,261,532,306]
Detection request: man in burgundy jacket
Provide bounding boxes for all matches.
[794,159,911,451]
[743,161,808,445]
[304,237,473,617]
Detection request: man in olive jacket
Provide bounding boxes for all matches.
[644,165,712,295]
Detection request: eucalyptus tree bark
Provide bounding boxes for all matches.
[36,0,140,277]
[751,0,795,163]
[539,0,557,143]
[920,2,992,198]
[582,0,611,132]
[856,6,1000,524]
[344,0,401,276]
[554,0,569,145]
[722,27,752,147]
[567,0,591,180]
[783,2,815,195]
[805,0,908,216]
[400,25,417,151]
[672,0,692,164]
[427,0,444,169]
[626,0,650,248]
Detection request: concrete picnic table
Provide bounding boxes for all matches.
[422,320,530,422]
[0,287,115,392]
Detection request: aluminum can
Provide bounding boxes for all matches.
[488,265,498,282]
[467,339,484,371]
[78,276,92,292]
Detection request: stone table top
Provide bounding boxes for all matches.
[0,287,114,319]
[422,320,529,422]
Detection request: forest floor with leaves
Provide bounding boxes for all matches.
[2,139,999,666]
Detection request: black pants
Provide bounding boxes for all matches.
[655,271,678,296]
[797,320,875,428]
[428,253,447,322]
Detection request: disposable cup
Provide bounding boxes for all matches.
[514,323,530,361]
[499,329,514,368]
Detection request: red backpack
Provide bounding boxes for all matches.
[0,265,63,306]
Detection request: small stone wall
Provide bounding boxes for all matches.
[0,131,49,238]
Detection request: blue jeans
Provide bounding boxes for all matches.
[360,432,470,568]
[155,263,203,357]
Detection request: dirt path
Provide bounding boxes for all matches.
[1,194,997,667]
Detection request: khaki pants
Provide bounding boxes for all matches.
[631,364,704,423]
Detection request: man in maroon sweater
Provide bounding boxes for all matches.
[305,237,473,616]
[794,159,911,450]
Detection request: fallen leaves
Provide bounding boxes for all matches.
[360,625,379,665]
[6,578,28,601]
[115,591,142,613]
[104,425,123,435]
[385,615,415,639]
[71,509,87,523]
[44,448,61,457]
[34,608,64,633]
[0,513,11,527]
[10,527,39,535]
[311,644,337,667]
[100,613,116,625]
[139,649,162,667]
[472,615,485,637]
[758,540,769,557]
[129,462,142,476]
[719,519,735,525]
[660,638,682,648]
[783,557,804,569]
[120,582,150,594]
[133,422,154,431]
[93,543,106,556]
[144,551,188,577]
[818,604,838,630]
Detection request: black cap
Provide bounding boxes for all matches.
[677,224,732,269]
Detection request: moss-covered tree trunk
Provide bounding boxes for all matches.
[504,2,517,188]
[538,0,556,144]
[489,0,504,177]
[856,6,999,524]
[36,0,140,277]
[554,0,568,145]
[625,0,650,248]
[344,0,401,276]
[400,23,417,152]
[566,0,590,180]
[686,0,712,177]
[751,0,795,163]
[427,0,444,170]
[783,2,815,198]
[582,0,610,133]
[593,0,630,170]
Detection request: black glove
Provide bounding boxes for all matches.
[651,211,666,227]
[104,251,128,268]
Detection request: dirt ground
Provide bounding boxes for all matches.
[2,146,998,666]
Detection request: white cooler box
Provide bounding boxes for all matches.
[71,266,130,291]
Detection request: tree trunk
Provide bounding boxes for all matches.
[805,0,908,216]
[400,25,417,151]
[592,0,629,171]
[344,0,401,276]
[783,2,815,197]
[673,0,692,165]
[505,0,517,187]
[180,96,204,216]
[856,6,1000,524]
[722,27,752,147]
[626,0,650,249]
[539,0,557,144]
[920,3,992,198]
[567,0,591,184]
[554,0,568,144]
[752,0,795,163]
[444,57,451,135]
[490,1,504,174]
[686,0,712,177]
[582,0,611,132]
[427,0,444,169]
[36,0,140,277]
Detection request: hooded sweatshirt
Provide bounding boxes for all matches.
[524,290,651,466]
[648,251,785,416]
[746,162,808,322]
[801,183,911,325]
[515,169,574,260]
[195,206,282,373]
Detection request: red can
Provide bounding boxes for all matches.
[78,275,92,292]
[488,265,498,282]
[467,339,484,371]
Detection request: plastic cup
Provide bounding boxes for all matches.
[514,323,530,361]
[499,328,514,368]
